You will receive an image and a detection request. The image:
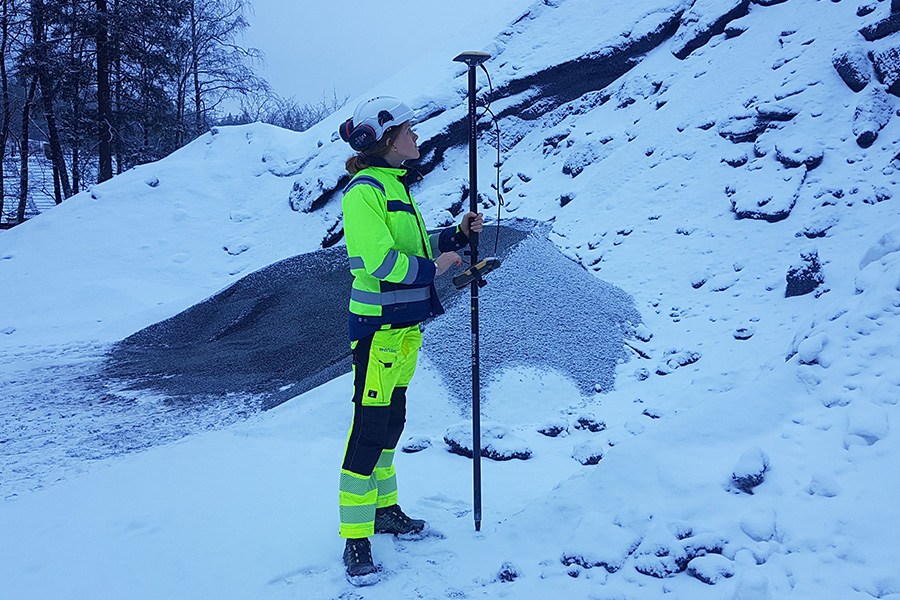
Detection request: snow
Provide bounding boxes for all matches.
[3,0,900,598]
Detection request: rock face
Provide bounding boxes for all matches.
[671,0,751,60]
[859,13,900,42]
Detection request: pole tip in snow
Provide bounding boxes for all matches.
[453,51,491,66]
[475,520,482,532]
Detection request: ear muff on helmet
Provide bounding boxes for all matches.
[339,118,378,152]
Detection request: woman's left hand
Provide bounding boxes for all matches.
[460,211,484,237]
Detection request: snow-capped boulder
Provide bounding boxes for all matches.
[561,513,643,574]
[572,439,607,465]
[853,86,895,148]
[444,422,532,461]
[872,44,900,96]
[832,48,871,93]
[632,524,726,578]
[739,507,777,541]
[774,135,824,170]
[687,554,735,584]
[401,435,432,453]
[726,162,805,223]
[731,446,770,494]
[860,12,900,42]
[655,348,701,375]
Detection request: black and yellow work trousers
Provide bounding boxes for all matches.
[339,325,422,539]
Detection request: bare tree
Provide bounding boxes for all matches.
[176,0,267,144]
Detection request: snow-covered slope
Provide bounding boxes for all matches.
[2,0,900,598]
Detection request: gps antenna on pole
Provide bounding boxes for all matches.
[453,50,492,533]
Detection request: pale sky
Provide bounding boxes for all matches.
[241,0,532,106]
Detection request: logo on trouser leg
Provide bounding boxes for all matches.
[368,390,378,399]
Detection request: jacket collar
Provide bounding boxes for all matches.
[366,156,423,187]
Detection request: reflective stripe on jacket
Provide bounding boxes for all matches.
[342,162,467,340]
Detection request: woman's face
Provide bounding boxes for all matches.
[391,122,419,162]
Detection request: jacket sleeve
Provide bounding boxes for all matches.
[429,225,469,256]
[343,185,436,286]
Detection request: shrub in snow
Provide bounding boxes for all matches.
[444,422,532,461]
[538,421,568,437]
[574,416,606,432]
[494,562,520,583]
[572,439,606,465]
[832,48,871,93]
[687,554,735,584]
[785,250,825,298]
[852,86,894,148]
[732,446,770,494]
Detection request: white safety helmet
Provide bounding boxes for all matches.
[339,96,414,152]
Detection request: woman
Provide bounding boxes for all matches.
[337,96,483,584]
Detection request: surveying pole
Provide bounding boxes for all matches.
[452,50,491,532]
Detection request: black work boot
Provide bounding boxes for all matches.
[343,538,378,586]
[374,504,426,536]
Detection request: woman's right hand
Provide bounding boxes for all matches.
[434,251,463,276]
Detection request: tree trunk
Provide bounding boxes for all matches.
[17,78,38,224]
[96,0,113,182]
[31,0,72,202]
[112,0,122,174]
[70,0,81,193]
[191,1,203,137]
[40,93,72,202]
[0,0,9,222]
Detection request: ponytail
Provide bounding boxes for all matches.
[345,153,370,175]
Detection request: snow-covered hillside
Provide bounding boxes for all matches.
[2,0,900,598]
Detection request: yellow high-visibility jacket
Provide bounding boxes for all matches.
[342,160,468,341]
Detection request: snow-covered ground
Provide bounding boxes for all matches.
[3,0,900,598]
